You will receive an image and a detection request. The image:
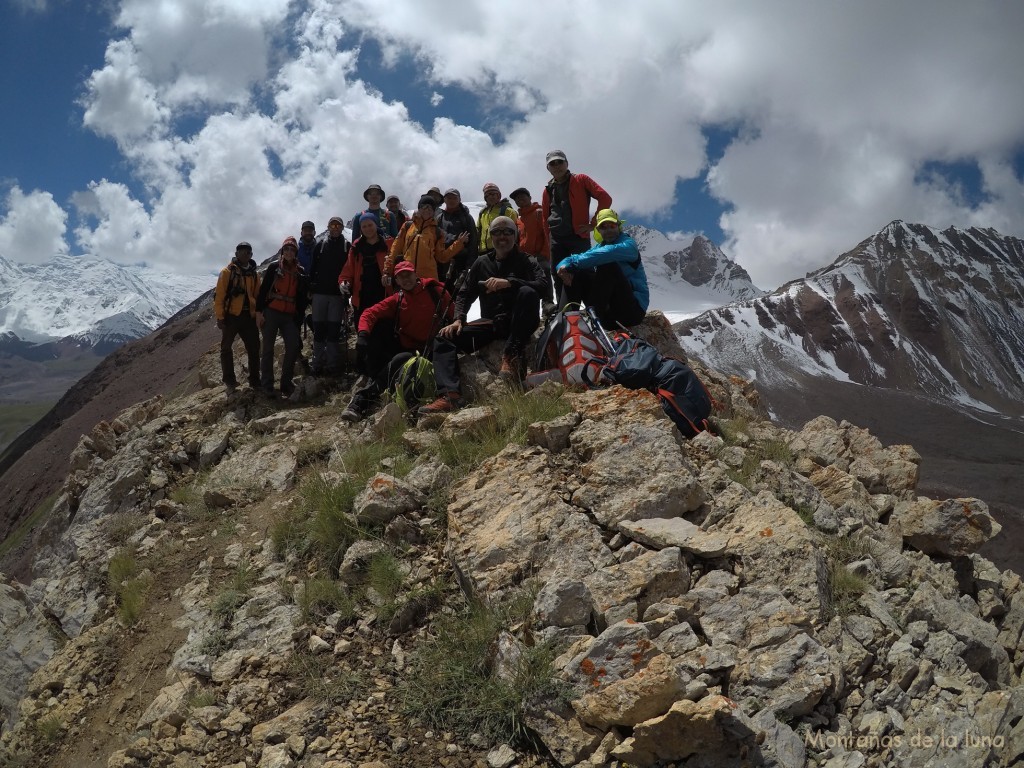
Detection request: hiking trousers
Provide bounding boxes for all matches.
[562,261,646,330]
[310,294,345,372]
[432,286,540,394]
[220,313,260,387]
[260,308,302,395]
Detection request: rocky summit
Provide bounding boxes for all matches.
[1,312,1023,768]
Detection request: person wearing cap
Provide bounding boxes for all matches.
[340,213,390,327]
[435,188,479,287]
[341,260,454,422]
[307,216,349,375]
[419,216,547,414]
[256,237,310,398]
[385,195,468,283]
[214,241,261,394]
[477,183,518,253]
[386,195,409,229]
[350,184,398,239]
[541,150,612,304]
[297,220,318,273]
[509,186,552,308]
[555,208,649,329]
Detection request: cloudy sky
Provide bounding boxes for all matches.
[1,0,1023,289]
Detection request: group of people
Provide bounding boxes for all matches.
[213,149,651,415]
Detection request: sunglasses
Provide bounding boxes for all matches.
[491,228,516,236]
[547,159,566,167]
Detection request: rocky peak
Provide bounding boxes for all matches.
[1,312,1023,767]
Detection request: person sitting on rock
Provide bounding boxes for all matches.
[256,237,310,398]
[555,208,649,329]
[341,260,453,422]
[214,241,261,394]
[418,216,547,414]
[340,213,390,328]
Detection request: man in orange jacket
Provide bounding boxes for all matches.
[510,186,553,310]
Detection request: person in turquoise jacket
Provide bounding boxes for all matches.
[555,208,649,328]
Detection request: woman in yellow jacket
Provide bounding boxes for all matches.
[384,195,467,283]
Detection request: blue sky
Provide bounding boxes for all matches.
[1,0,1022,290]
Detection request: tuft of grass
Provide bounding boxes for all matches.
[199,628,232,657]
[188,690,217,710]
[793,501,817,526]
[367,551,406,603]
[288,650,365,706]
[435,389,571,472]
[298,576,357,624]
[169,477,213,523]
[401,594,567,744]
[107,549,151,626]
[33,714,63,744]
[295,435,333,468]
[716,415,753,446]
[107,549,138,593]
[821,535,875,618]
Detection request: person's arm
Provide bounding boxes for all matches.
[358,292,398,334]
[255,263,275,312]
[213,270,229,321]
[581,174,613,227]
[504,254,547,295]
[454,261,480,323]
[559,237,638,272]
[386,222,411,277]
[295,273,310,319]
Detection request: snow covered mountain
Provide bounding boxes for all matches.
[677,220,1024,417]
[0,255,211,352]
[627,226,764,320]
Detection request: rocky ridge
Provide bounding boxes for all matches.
[1,313,1023,767]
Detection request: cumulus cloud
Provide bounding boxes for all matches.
[66,0,1024,289]
[0,187,69,264]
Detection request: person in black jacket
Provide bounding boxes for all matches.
[256,237,310,398]
[308,216,348,374]
[435,188,479,286]
[419,216,546,414]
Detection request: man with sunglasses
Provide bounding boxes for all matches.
[419,216,547,413]
[541,150,612,304]
[555,208,649,329]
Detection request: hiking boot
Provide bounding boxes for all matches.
[418,391,466,415]
[224,381,238,395]
[341,397,368,423]
[498,353,522,384]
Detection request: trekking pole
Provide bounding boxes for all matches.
[583,304,615,355]
[424,269,468,361]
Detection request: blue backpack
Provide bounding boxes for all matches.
[583,330,715,439]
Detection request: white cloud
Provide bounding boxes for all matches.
[0,187,69,264]
[68,0,1024,289]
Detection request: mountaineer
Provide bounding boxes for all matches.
[555,208,649,329]
[350,183,398,240]
[419,216,546,414]
[477,182,519,253]
[385,195,468,283]
[510,186,553,310]
[308,216,349,375]
[341,260,453,422]
[339,213,390,327]
[541,149,612,304]
[214,241,261,393]
[256,236,309,398]
[435,188,479,287]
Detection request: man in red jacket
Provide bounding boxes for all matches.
[341,260,452,421]
[540,149,612,306]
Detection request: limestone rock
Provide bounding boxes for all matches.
[353,473,424,526]
[573,653,687,729]
[893,497,1002,557]
[618,517,729,558]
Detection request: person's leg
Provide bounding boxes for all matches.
[426,321,497,401]
[583,262,645,329]
[309,294,328,372]
[237,314,261,387]
[279,314,302,395]
[323,295,344,372]
[220,318,240,385]
[260,310,281,394]
[499,286,540,381]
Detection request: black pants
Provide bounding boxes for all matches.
[551,236,591,304]
[562,262,646,329]
[220,313,260,386]
[352,320,415,406]
[431,286,540,394]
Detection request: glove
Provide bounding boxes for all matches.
[339,282,352,299]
